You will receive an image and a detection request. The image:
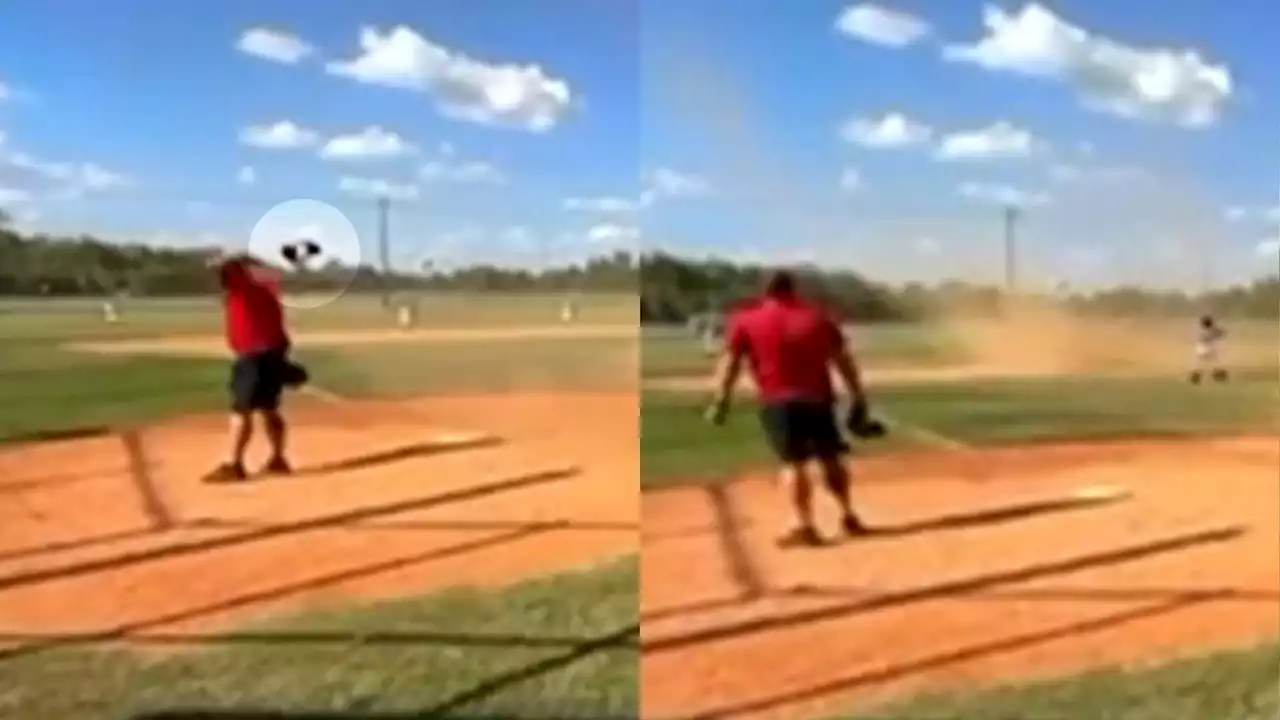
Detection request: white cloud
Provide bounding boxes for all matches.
[239,120,319,149]
[320,126,416,160]
[1226,204,1280,224]
[0,187,32,205]
[238,166,256,185]
[1256,238,1279,258]
[944,3,1233,128]
[236,27,315,64]
[914,236,942,256]
[839,167,862,192]
[326,26,574,132]
[586,222,641,249]
[338,176,420,200]
[958,181,1050,207]
[643,167,711,204]
[1,150,129,193]
[840,112,932,149]
[835,4,931,48]
[936,121,1041,161]
[563,196,640,214]
[77,163,128,191]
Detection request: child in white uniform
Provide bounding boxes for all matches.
[1189,314,1227,384]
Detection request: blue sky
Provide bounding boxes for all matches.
[0,1,1275,287]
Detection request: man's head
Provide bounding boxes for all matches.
[763,270,797,299]
[1200,314,1215,329]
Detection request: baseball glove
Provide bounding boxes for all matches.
[281,240,321,265]
[280,360,310,388]
[845,396,888,439]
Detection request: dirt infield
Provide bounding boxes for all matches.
[640,437,1280,719]
[0,392,636,647]
[69,324,638,358]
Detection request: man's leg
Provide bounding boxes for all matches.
[818,456,866,535]
[205,357,255,482]
[807,402,866,535]
[262,410,290,472]
[229,412,254,468]
[258,352,292,474]
[777,461,817,538]
[761,402,822,546]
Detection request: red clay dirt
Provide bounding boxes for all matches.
[641,437,1280,719]
[0,392,636,644]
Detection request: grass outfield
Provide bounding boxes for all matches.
[838,642,1279,719]
[640,369,1278,485]
[0,292,635,441]
[0,293,636,341]
[0,557,639,720]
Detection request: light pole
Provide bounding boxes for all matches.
[377,195,391,308]
[1003,204,1019,294]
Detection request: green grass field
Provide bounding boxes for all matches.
[0,557,638,720]
[839,642,1279,720]
[640,329,1277,720]
[0,292,635,440]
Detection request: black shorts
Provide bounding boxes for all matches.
[759,400,848,463]
[230,349,289,413]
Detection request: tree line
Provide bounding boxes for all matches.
[0,221,638,295]
[0,221,1275,320]
[638,251,1279,323]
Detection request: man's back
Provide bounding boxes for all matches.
[221,260,288,354]
[727,296,841,402]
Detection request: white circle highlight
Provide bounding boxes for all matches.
[248,199,364,310]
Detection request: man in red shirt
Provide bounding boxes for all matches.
[202,253,300,483]
[705,270,877,546]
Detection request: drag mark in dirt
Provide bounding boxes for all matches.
[707,484,766,600]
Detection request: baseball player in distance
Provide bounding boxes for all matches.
[1189,314,1228,384]
[704,270,885,547]
[202,253,306,483]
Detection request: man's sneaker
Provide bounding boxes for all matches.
[262,456,293,476]
[202,462,247,484]
[841,513,871,537]
[777,525,824,548]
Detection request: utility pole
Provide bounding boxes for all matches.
[377,195,391,308]
[1003,204,1019,294]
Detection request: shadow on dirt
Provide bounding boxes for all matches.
[863,493,1127,539]
[0,467,580,594]
[648,489,1128,544]
[679,595,1220,719]
[640,526,1247,634]
[293,437,504,478]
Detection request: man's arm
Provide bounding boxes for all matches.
[829,321,865,401]
[705,316,747,424]
[710,344,745,407]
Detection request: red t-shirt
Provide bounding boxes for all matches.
[221,261,288,355]
[725,295,844,403]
